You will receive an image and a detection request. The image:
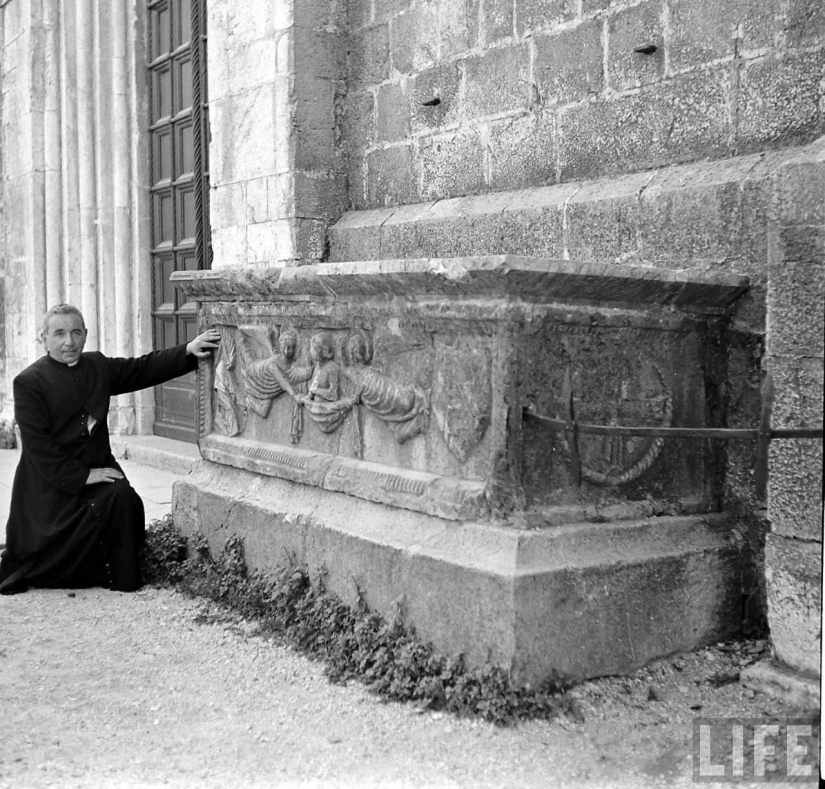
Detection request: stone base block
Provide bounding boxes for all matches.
[741,661,821,710]
[765,534,823,677]
[173,461,742,684]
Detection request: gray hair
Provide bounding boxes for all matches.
[42,304,86,336]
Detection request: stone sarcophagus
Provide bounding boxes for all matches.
[172,257,748,683]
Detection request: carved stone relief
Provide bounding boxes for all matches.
[566,360,673,487]
[431,337,492,463]
[211,324,435,456]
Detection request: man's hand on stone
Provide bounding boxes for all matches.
[85,468,125,486]
[187,328,221,359]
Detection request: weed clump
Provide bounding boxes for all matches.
[142,521,568,726]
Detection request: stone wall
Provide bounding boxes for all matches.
[343,0,825,209]
[206,0,347,268]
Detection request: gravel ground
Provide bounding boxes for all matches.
[0,585,818,789]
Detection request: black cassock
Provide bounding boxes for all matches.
[0,345,197,594]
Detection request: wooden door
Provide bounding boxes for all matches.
[148,0,210,442]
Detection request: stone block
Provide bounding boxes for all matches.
[211,224,248,269]
[534,20,604,106]
[341,88,375,156]
[771,225,825,268]
[566,172,649,262]
[294,218,328,262]
[737,51,825,153]
[782,0,825,47]
[581,0,609,16]
[268,174,297,221]
[765,534,822,677]
[607,0,664,92]
[516,0,577,35]
[210,86,290,183]
[768,440,823,542]
[401,192,516,257]
[294,172,347,223]
[293,28,344,80]
[463,43,531,120]
[246,177,268,224]
[329,207,392,261]
[390,4,438,74]
[247,220,294,264]
[420,129,486,201]
[482,0,514,43]
[225,0,275,44]
[487,110,557,192]
[346,0,372,30]
[559,68,732,181]
[293,76,336,171]
[767,259,825,359]
[639,177,742,266]
[410,61,462,134]
[776,161,825,227]
[176,465,742,683]
[347,157,368,210]
[209,181,246,230]
[439,0,480,58]
[293,0,345,30]
[367,144,418,207]
[374,201,433,258]
[348,24,390,86]
[668,0,775,72]
[376,82,411,144]
[223,37,279,96]
[769,357,825,429]
[374,0,412,23]
[497,186,572,257]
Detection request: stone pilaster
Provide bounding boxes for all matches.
[764,141,825,678]
[207,0,346,269]
[0,0,151,438]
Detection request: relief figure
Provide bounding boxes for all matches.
[301,332,358,434]
[239,326,312,443]
[213,328,246,437]
[344,333,429,443]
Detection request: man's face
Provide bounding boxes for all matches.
[44,313,87,364]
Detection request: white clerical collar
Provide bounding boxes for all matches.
[68,360,79,367]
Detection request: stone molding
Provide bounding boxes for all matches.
[171,256,747,310]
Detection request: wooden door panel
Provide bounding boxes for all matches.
[149,0,209,443]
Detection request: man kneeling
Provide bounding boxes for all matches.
[0,304,219,595]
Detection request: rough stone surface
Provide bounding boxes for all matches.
[366,144,418,207]
[767,440,823,542]
[741,660,821,709]
[606,0,664,92]
[390,4,439,74]
[420,129,486,201]
[342,0,825,208]
[410,61,463,134]
[463,44,531,120]
[534,20,604,106]
[764,535,822,678]
[517,0,577,35]
[175,463,742,683]
[737,51,825,152]
[558,69,732,181]
[487,110,557,192]
[667,0,774,70]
